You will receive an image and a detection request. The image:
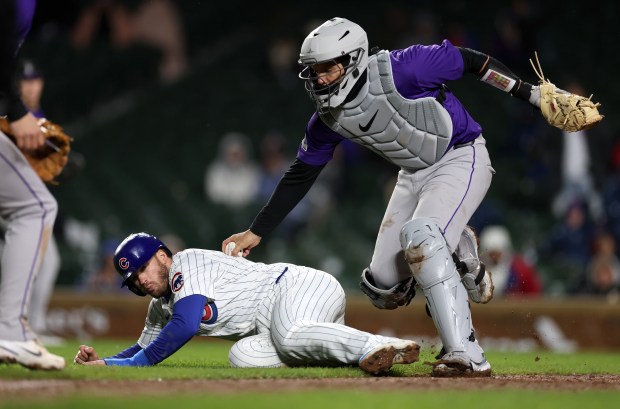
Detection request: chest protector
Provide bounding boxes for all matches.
[319,50,453,171]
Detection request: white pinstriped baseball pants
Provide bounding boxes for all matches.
[228,266,397,368]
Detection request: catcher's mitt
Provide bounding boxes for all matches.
[530,52,604,132]
[0,117,73,184]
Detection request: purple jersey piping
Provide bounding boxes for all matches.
[443,144,476,235]
[0,149,48,340]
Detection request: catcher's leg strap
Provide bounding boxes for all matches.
[359,268,415,310]
[454,226,494,304]
[399,218,474,353]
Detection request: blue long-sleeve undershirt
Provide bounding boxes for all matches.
[103,294,207,367]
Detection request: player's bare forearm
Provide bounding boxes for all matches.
[222,230,261,257]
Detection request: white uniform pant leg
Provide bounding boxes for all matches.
[0,132,58,341]
[368,170,419,289]
[228,277,285,368]
[269,267,389,366]
[29,235,60,333]
[413,137,493,251]
[228,333,287,368]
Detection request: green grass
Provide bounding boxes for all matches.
[3,339,620,380]
[1,339,620,408]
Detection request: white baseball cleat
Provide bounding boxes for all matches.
[0,339,66,370]
[430,350,491,377]
[359,340,420,375]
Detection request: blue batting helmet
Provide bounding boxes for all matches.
[113,232,171,296]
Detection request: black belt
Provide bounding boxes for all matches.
[453,140,475,149]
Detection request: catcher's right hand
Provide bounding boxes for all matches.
[222,230,262,257]
[530,52,604,132]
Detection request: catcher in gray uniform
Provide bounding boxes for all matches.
[223,17,602,377]
[74,232,420,375]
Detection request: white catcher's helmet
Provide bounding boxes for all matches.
[298,17,368,113]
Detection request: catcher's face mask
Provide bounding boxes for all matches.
[298,17,369,113]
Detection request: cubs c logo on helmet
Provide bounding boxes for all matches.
[118,257,129,270]
[172,272,184,292]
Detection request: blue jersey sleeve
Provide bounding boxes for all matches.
[104,294,206,367]
[107,343,143,360]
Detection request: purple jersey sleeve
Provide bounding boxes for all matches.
[390,39,465,93]
[297,113,344,166]
[1,0,35,120]
[15,0,36,45]
[390,39,482,146]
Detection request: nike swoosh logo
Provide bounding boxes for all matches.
[358,110,378,132]
[0,345,42,357]
[22,347,43,357]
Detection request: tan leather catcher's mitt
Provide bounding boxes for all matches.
[0,117,73,184]
[530,52,604,132]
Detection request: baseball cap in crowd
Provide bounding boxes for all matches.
[19,60,43,79]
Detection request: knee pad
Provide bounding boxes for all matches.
[359,268,416,310]
[399,218,456,288]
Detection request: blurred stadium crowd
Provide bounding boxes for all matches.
[15,0,620,302]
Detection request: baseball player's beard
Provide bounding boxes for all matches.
[145,259,171,298]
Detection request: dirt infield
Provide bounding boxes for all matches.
[2,375,620,397]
